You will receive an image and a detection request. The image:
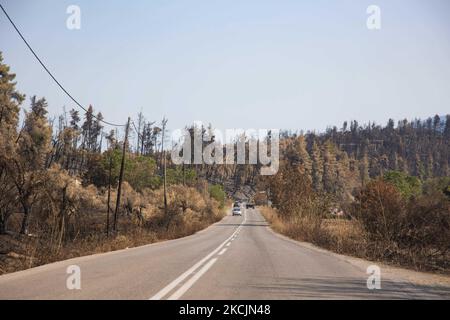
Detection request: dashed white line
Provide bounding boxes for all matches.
[168,258,218,300]
[218,248,227,256]
[149,211,246,300]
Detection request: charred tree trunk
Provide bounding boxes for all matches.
[0,214,7,234]
[20,203,31,235]
[58,185,68,242]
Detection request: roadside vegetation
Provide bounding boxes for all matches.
[259,133,450,273]
[0,53,226,274]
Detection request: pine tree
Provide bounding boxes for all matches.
[398,155,409,173]
[296,136,312,176]
[444,115,450,139]
[413,153,425,180]
[311,141,323,192]
[69,109,80,130]
[285,136,312,176]
[81,105,94,150]
[322,141,338,193]
[426,153,434,179]
[0,52,25,234]
[336,150,351,199]
[105,129,116,149]
[359,150,370,187]
[91,112,103,152]
[20,96,52,169]
[388,151,398,171]
[15,96,52,234]
[433,114,441,133]
[0,53,24,157]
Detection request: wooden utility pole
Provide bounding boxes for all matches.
[106,155,113,237]
[161,118,168,216]
[113,117,130,233]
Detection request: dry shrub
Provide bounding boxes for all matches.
[261,205,365,263]
[260,206,333,247]
[1,178,225,274]
[145,184,224,238]
[320,219,367,255]
[400,193,450,270]
[263,161,336,245]
[259,177,450,272]
[352,179,405,243]
[351,179,450,271]
[259,206,286,234]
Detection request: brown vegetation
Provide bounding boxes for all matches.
[260,177,450,272]
[0,183,224,275]
[0,53,225,275]
[258,129,450,273]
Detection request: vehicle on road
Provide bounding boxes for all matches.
[232,207,242,216]
[246,202,255,209]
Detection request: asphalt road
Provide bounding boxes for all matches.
[1,208,449,300]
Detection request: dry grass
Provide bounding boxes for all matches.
[261,206,367,260]
[0,213,224,275]
[320,218,368,256]
[260,205,450,273]
[0,186,226,275]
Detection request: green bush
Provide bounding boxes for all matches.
[208,184,226,208]
[84,149,160,191]
[166,167,196,186]
[383,171,421,199]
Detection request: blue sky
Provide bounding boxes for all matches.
[1,0,449,134]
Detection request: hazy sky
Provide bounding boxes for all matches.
[1,0,449,134]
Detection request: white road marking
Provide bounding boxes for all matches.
[149,211,246,300]
[218,248,227,256]
[168,258,218,300]
[226,242,231,247]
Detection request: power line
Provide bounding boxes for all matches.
[0,3,126,127]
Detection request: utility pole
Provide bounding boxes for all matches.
[106,155,113,237]
[161,118,168,218]
[113,117,130,233]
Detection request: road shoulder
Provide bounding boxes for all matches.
[264,223,450,288]
[0,210,234,280]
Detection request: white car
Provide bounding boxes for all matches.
[232,207,242,216]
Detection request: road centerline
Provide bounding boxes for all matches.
[168,258,218,300]
[149,212,246,300]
